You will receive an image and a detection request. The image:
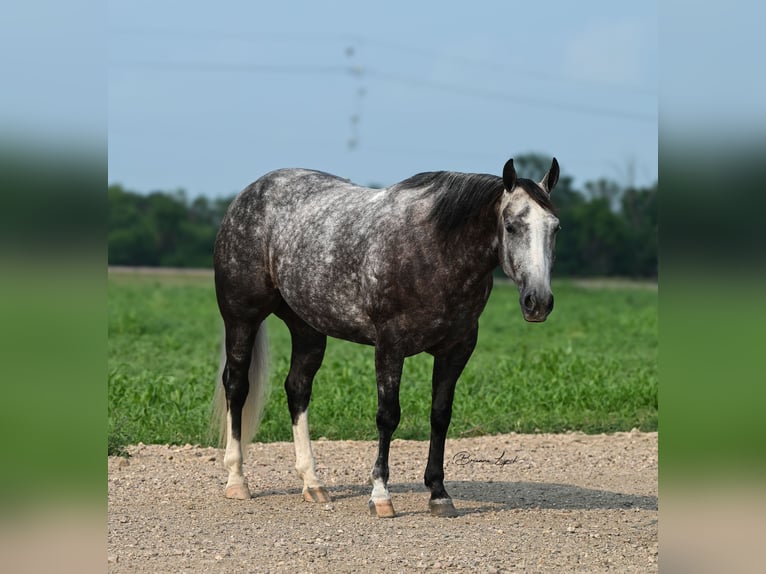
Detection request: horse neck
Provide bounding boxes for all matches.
[440,207,501,278]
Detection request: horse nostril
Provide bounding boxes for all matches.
[523,293,536,311]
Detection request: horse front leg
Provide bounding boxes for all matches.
[425,327,478,517]
[369,346,404,518]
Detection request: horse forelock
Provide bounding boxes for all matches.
[514,178,557,216]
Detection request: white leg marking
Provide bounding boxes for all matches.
[368,470,395,517]
[292,410,322,490]
[370,476,391,502]
[223,411,247,489]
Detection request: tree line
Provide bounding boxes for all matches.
[108,154,656,277]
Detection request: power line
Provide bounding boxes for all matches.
[109,60,349,75]
[111,27,657,97]
[366,70,656,123]
[347,35,657,98]
[109,59,655,124]
[111,27,359,46]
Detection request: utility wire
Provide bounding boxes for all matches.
[345,35,657,97]
[366,70,656,123]
[111,27,656,97]
[110,59,654,124]
[110,60,349,75]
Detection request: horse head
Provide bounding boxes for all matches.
[498,158,560,322]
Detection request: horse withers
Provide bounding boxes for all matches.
[212,157,560,517]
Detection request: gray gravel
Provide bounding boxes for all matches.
[108,431,657,573]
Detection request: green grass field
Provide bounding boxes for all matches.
[108,271,656,454]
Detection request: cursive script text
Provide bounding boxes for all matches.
[451,450,518,467]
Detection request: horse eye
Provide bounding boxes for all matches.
[504,222,514,233]
[555,224,562,233]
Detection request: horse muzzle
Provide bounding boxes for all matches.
[520,289,554,323]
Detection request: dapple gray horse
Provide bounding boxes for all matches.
[213,157,560,517]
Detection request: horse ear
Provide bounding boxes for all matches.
[502,158,516,191]
[541,157,559,194]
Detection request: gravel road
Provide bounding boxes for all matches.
[108,431,657,573]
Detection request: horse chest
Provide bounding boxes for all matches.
[362,278,492,354]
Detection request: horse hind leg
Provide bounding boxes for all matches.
[278,305,331,503]
[219,318,270,500]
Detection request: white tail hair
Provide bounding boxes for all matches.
[211,324,270,447]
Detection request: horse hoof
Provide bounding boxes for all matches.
[224,484,251,500]
[303,487,332,503]
[429,498,458,517]
[369,499,396,518]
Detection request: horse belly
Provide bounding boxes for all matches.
[277,276,377,345]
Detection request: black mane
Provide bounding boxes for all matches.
[394,171,556,233]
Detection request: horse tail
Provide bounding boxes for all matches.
[211,323,270,447]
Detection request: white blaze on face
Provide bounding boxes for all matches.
[525,201,555,289]
[500,190,559,287]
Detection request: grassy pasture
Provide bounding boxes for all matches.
[108,270,656,453]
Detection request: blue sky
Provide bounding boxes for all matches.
[108,1,657,197]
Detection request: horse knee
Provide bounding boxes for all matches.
[431,399,453,425]
[376,404,400,433]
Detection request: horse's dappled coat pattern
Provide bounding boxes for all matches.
[213,157,560,517]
